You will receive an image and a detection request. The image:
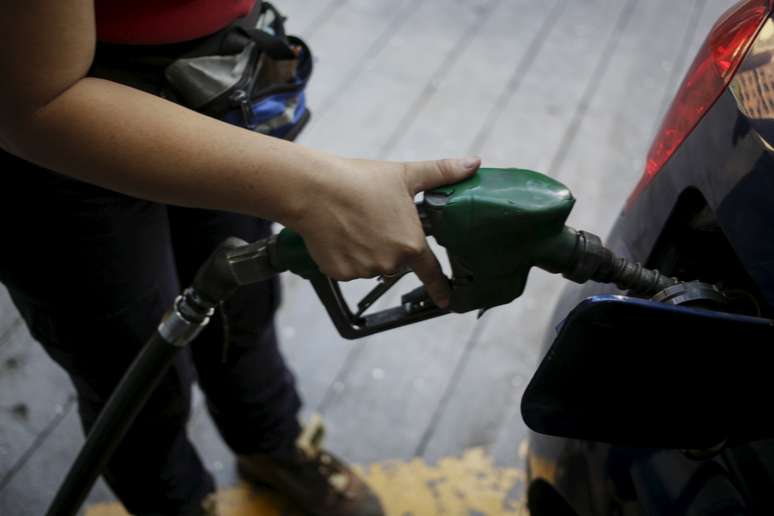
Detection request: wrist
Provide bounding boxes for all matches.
[271,150,348,232]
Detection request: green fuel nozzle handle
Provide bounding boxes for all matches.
[421,168,675,312]
[269,168,676,336]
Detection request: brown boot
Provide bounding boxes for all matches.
[199,493,220,516]
[237,415,384,516]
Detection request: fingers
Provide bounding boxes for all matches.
[409,241,451,308]
[403,157,481,194]
[399,157,478,306]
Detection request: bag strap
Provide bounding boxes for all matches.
[181,1,296,60]
[235,27,296,59]
[258,1,288,41]
[236,2,295,59]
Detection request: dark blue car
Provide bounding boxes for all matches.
[524,0,774,514]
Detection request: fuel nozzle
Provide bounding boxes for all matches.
[420,167,680,313]
[271,167,685,338]
[532,227,678,297]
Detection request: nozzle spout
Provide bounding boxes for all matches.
[534,227,677,296]
[591,252,677,296]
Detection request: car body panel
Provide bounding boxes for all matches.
[527,9,774,516]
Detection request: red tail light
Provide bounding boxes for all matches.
[626,0,772,208]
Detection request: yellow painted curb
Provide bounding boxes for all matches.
[85,447,527,516]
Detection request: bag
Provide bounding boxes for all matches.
[163,1,312,140]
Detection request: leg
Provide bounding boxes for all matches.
[167,207,302,456]
[0,152,214,514]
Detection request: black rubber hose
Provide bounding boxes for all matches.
[45,331,181,516]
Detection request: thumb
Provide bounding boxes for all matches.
[403,157,481,194]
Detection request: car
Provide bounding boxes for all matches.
[523,0,774,514]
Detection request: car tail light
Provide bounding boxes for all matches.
[626,0,772,208]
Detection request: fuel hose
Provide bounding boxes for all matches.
[45,331,184,516]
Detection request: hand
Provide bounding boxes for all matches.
[291,156,481,308]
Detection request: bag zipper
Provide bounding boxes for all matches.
[199,44,261,117]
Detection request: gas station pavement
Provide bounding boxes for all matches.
[0,1,734,514]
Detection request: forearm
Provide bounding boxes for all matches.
[5,77,333,225]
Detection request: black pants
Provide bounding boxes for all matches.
[0,152,302,514]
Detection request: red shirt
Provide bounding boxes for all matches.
[95,0,255,44]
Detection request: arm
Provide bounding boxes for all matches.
[0,0,479,306]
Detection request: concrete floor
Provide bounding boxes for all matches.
[0,0,736,514]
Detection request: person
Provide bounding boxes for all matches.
[0,1,480,515]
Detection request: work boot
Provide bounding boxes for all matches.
[237,415,384,516]
[199,493,220,516]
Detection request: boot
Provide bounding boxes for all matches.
[237,415,383,516]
